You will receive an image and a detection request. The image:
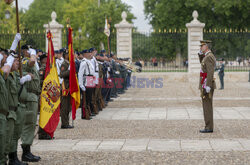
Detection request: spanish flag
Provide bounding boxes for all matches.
[68,27,80,120]
[39,31,61,138]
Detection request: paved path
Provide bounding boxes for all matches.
[26,138,250,152]
[92,107,250,120]
[18,81,250,164]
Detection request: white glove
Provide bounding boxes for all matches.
[68,65,70,70]
[115,71,120,74]
[35,61,40,71]
[80,85,86,91]
[10,33,21,51]
[28,48,36,57]
[205,86,211,93]
[20,75,32,85]
[198,50,203,56]
[4,55,14,67]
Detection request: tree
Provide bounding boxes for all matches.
[0,0,17,32]
[144,0,250,30]
[143,0,250,60]
[20,0,69,31]
[62,0,135,50]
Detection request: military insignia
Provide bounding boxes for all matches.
[43,80,60,105]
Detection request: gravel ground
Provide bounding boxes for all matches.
[24,151,250,165]
[23,81,249,165]
[40,120,250,140]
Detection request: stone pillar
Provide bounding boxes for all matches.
[115,11,133,59]
[43,11,64,52]
[186,10,205,73]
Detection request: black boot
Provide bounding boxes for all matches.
[9,152,28,165]
[21,145,41,162]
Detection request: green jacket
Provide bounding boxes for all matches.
[0,69,8,115]
[22,57,40,102]
[6,72,19,120]
[60,60,70,89]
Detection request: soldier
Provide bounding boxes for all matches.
[198,40,216,133]
[20,45,41,162]
[110,54,119,98]
[90,48,99,115]
[78,49,96,119]
[60,50,74,129]
[56,48,64,85]
[95,52,106,110]
[0,48,11,165]
[216,58,225,90]
[6,54,31,165]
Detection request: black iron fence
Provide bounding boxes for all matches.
[0,30,45,51]
[204,29,250,72]
[1,29,249,72]
[132,29,188,72]
[62,29,117,53]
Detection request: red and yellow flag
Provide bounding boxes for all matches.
[39,31,61,138]
[68,27,80,120]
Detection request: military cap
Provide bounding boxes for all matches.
[0,47,8,54]
[59,48,65,53]
[40,53,47,61]
[101,50,106,53]
[37,49,43,53]
[21,45,29,50]
[54,50,59,54]
[75,51,80,56]
[200,40,212,46]
[82,49,89,54]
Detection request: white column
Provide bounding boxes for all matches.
[186,10,205,73]
[43,11,64,52]
[115,12,133,59]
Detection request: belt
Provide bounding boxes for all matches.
[19,99,26,104]
[27,89,39,95]
[9,106,18,112]
[0,109,9,116]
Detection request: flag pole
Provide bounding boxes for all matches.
[15,0,22,77]
[107,21,111,56]
[66,18,74,127]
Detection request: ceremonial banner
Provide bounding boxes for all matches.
[68,27,80,120]
[39,31,61,137]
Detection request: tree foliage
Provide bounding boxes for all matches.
[144,0,250,30]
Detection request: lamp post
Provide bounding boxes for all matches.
[5,10,11,20]
[108,17,112,54]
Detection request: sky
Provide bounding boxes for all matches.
[19,0,152,31]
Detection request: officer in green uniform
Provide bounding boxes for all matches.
[5,55,29,165]
[20,45,41,162]
[0,48,9,165]
[198,40,216,133]
[60,50,74,129]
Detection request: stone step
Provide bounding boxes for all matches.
[18,138,250,152]
[85,107,250,120]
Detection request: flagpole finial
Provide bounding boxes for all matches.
[51,11,57,23]
[67,18,70,28]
